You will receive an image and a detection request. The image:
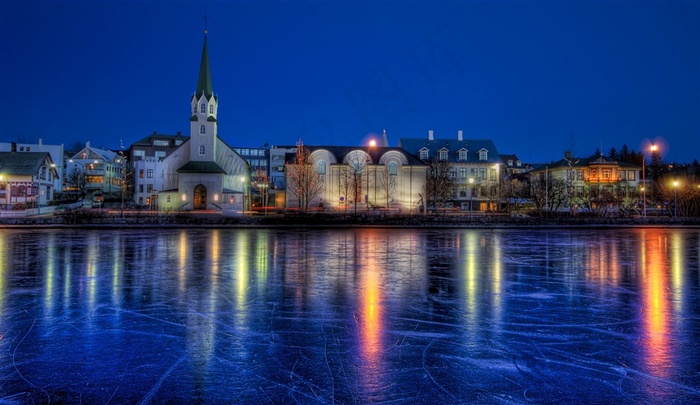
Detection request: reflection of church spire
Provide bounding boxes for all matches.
[196,33,213,100]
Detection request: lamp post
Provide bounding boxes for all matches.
[369,139,377,207]
[673,180,679,217]
[240,176,247,214]
[469,177,475,216]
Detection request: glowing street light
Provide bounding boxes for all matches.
[673,180,679,218]
[369,139,377,207]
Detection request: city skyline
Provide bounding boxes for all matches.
[1,1,698,164]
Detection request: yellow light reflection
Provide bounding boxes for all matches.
[44,233,56,316]
[464,231,478,332]
[86,233,99,313]
[641,230,671,379]
[178,231,188,292]
[670,233,684,314]
[112,235,122,306]
[358,229,385,391]
[235,232,250,326]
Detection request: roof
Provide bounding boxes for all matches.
[131,132,188,146]
[398,138,502,164]
[195,34,213,100]
[531,155,641,171]
[177,161,225,173]
[0,152,54,176]
[293,146,426,166]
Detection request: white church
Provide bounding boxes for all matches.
[158,31,250,212]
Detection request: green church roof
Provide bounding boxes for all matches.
[195,34,213,100]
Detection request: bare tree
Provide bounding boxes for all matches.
[285,140,324,210]
[376,166,397,207]
[343,150,367,214]
[425,158,456,212]
[67,167,86,202]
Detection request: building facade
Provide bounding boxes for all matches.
[285,146,427,213]
[0,139,64,194]
[66,141,124,197]
[128,132,187,208]
[399,130,502,211]
[0,149,59,209]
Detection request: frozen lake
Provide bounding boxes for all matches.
[1,227,699,404]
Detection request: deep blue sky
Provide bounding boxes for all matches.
[1,1,698,164]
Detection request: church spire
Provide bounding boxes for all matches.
[196,33,213,99]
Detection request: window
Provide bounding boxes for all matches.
[199,145,205,155]
[153,140,169,146]
[577,170,584,180]
[134,150,145,158]
[449,170,456,178]
[139,169,144,179]
[489,169,496,180]
[479,150,488,161]
[602,169,611,179]
[516,160,522,167]
[167,195,171,203]
[459,150,467,160]
[200,125,206,134]
[628,170,636,181]
[419,149,428,160]
[388,162,397,175]
[459,186,467,197]
[471,168,478,177]
[200,103,206,113]
[459,168,466,178]
[439,150,448,161]
[147,184,153,193]
[316,160,326,174]
[209,105,214,114]
[480,168,486,179]
[175,140,183,146]
[147,169,153,178]
[155,151,166,159]
[618,171,626,180]
[139,184,144,192]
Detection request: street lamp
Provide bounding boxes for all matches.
[369,139,377,207]
[469,177,475,215]
[673,180,679,217]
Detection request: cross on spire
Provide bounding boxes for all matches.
[203,12,209,34]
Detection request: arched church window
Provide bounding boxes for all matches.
[317,160,326,174]
[199,145,205,155]
[209,105,214,114]
[200,103,206,113]
[200,125,206,135]
[389,161,398,175]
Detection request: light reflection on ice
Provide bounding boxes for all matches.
[0,227,698,404]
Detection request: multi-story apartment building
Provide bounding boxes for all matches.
[269,145,297,208]
[127,132,187,208]
[399,130,502,211]
[67,141,124,197]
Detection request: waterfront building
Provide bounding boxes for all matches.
[399,130,502,211]
[157,31,250,212]
[285,145,427,213]
[0,139,64,194]
[127,131,187,208]
[67,141,124,197]
[0,148,59,209]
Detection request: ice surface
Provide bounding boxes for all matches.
[0,227,698,403]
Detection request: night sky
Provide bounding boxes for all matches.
[1,1,698,164]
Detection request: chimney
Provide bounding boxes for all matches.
[428,130,434,140]
[457,130,463,141]
[86,141,91,148]
[38,138,43,145]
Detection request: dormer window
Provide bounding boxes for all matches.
[458,149,467,160]
[200,125,206,135]
[479,149,488,161]
[209,105,214,114]
[419,149,428,160]
[200,103,206,113]
[439,150,448,161]
[508,159,513,166]
[516,160,522,167]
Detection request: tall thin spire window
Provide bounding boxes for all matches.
[209,105,214,114]
[200,125,206,135]
[200,103,206,113]
[199,145,205,155]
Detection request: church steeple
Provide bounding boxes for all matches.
[196,33,213,100]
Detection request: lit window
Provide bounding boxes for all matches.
[199,145,205,155]
[200,125,206,134]
[200,103,206,113]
